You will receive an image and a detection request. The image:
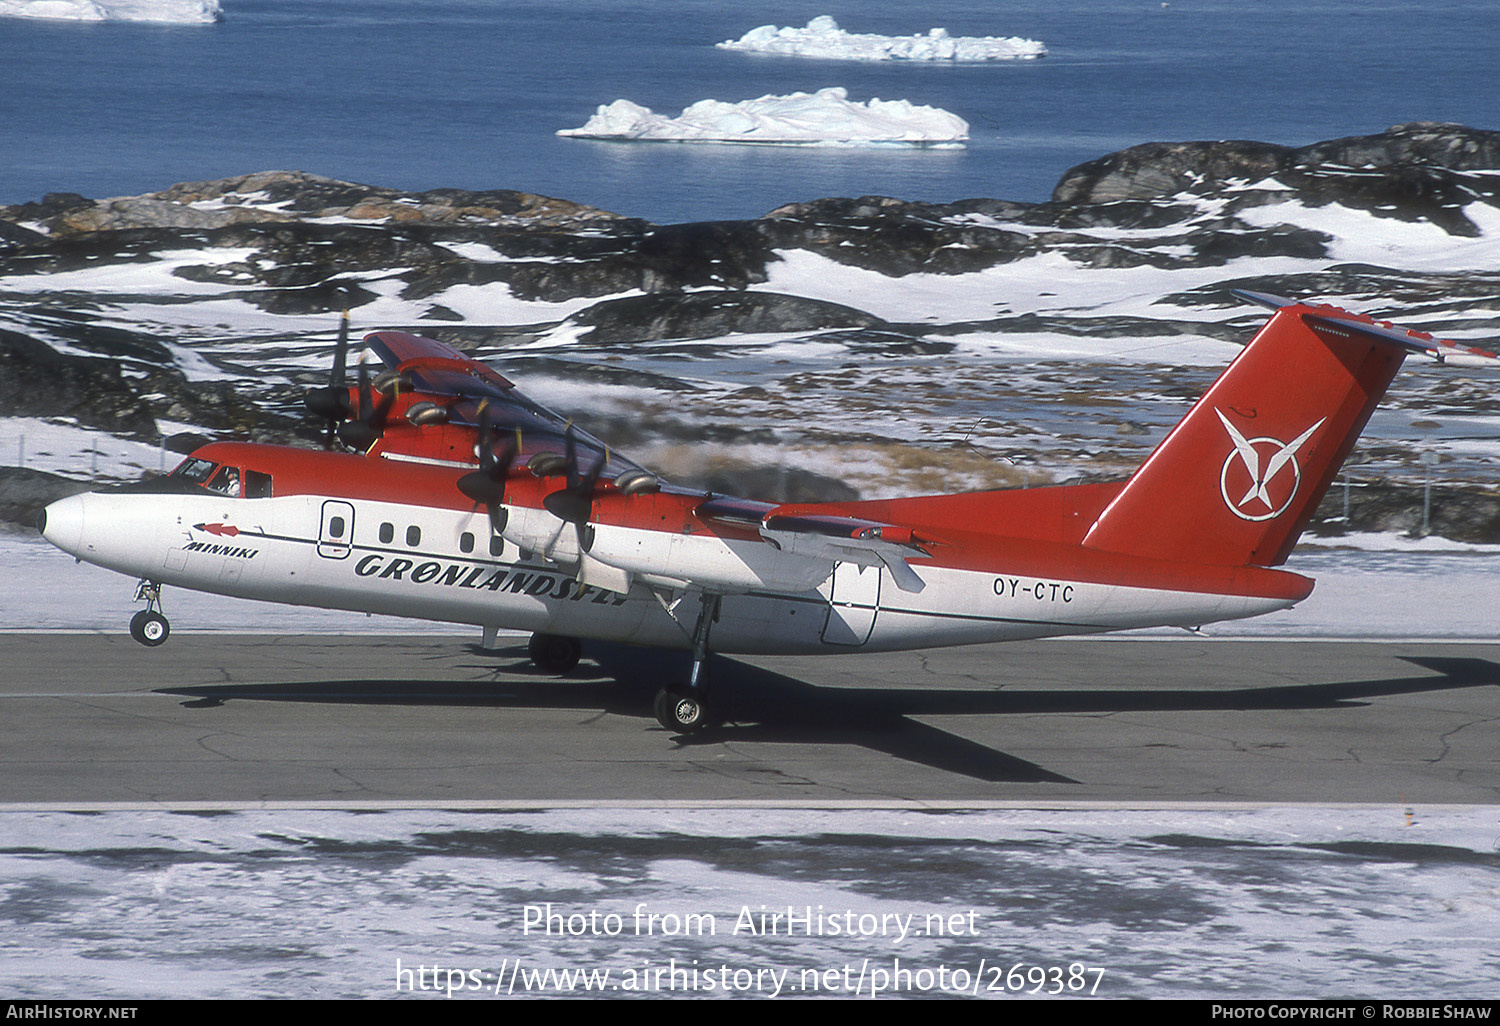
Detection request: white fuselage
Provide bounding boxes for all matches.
[40,489,1299,653]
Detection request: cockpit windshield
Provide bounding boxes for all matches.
[169,458,271,498]
[171,457,218,485]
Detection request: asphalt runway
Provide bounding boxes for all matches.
[1,633,1496,805]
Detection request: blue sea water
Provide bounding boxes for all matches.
[2,0,1497,224]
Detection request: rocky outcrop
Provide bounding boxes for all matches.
[0,330,162,437]
[1051,122,1500,235]
[559,290,885,343]
[0,467,89,531]
[2,170,634,235]
[1309,481,1500,544]
[2,127,1498,535]
[4,124,1498,319]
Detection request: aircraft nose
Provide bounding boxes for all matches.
[39,493,86,556]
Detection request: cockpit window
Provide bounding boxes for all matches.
[169,459,271,498]
[205,465,241,497]
[172,457,218,484]
[244,470,273,499]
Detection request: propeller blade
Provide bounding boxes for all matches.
[564,422,581,492]
[305,307,354,445]
[458,407,521,534]
[331,308,349,390]
[336,357,384,451]
[542,423,610,556]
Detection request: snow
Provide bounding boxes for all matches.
[559,88,968,147]
[0,417,179,482]
[716,15,1046,62]
[757,247,1299,360]
[0,0,221,22]
[0,805,1495,999]
[1235,191,1500,272]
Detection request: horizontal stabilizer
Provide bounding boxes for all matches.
[1231,290,1498,366]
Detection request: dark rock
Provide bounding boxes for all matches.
[561,290,884,343]
[1298,122,1500,173]
[760,195,1036,276]
[164,433,217,455]
[1190,225,1332,263]
[0,171,634,236]
[0,329,160,437]
[1052,140,1293,205]
[0,219,47,247]
[1309,480,1500,543]
[0,467,91,530]
[684,465,860,504]
[636,221,776,292]
[1051,123,1500,229]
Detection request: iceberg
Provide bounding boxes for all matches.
[716,15,1045,62]
[558,88,969,147]
[0,0,221,23]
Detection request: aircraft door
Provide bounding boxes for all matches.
[318,500,355,559]
[820,561,880,646]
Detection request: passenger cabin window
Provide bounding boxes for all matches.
[460,532,475,554]
[490,536,504,557]
[406,525,422,546]
[379,523,394,544]
[328,516,347,538]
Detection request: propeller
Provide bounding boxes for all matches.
[457,403,521,534]
[304,308,353,445]
[542,423,607,554]
[335,356,396,452]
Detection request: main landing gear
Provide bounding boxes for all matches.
[523,592,721,734]
[528,632,581,674]
[653,593,720,734]
[129,580,170,647]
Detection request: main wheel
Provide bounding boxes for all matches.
[129,610,170,647]
[528,633,581,674]
[654,686,707,733]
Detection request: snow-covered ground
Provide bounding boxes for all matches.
[0,0,220,22]
[1,806,1496,999]
[716,15,1046,62]
[559,88,968,147]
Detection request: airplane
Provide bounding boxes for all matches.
[35,290,1498,732]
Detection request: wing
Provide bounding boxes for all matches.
[356,332,931,596]
[361,331,647,478]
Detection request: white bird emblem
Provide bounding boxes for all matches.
[1216,409,1325,520]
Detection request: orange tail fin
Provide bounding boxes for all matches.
[1082,293,1423,567]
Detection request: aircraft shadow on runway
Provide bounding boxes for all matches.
[154,649,1500,784]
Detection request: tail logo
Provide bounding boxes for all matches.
[1215,410,1325,522]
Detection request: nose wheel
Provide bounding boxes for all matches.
[129,580,170,647]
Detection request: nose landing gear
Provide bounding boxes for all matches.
[129,580,170,647]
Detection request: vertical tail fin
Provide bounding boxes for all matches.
[1082,294,1424,567]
